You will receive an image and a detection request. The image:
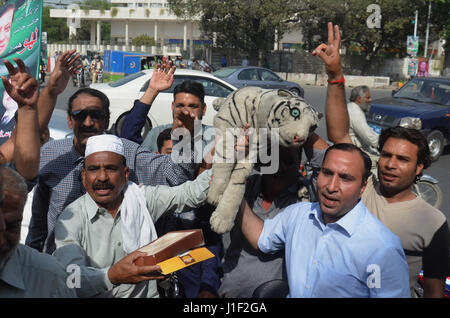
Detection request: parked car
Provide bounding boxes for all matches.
[366,77,450,161]
[90,69,237,137]
[213,66,304,98]
[21,109,73,244]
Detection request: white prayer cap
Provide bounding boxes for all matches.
[85,134,124,158]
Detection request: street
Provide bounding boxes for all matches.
[51,81,450,221]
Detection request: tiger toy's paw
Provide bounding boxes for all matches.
[210,209,234,234]
[207,190,222,207]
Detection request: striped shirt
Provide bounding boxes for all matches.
[26,136,197,254]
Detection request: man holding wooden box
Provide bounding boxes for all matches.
[53,134,212,298]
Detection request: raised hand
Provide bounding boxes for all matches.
[1,58,39,107]
[173,109,198,134]
[48,49,82,95]
[312,22,343,80]
[148,59,176,93]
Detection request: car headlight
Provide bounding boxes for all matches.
[399,117,422,130]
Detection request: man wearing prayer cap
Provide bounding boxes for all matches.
[53,134,212,298]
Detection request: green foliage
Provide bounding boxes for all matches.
[111,7,118,17]
[43,6,69,43]
[167,0,299,63]
[76,0,111,11]
[131,35,156,47]
[295,0,450,73]
[69,19,111,43]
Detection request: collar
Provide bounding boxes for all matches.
[84,193,110,221]
[309,200,366,237]
[67,137,85,166]
[0,247,25,290]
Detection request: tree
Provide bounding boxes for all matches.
[167,0,299,65]
[296,0,448,74]
[43,6,69,43]
[69,0,111,43]
[131,35,156,47]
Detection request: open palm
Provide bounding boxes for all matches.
[149,60,176,92]
[49,49,81,95]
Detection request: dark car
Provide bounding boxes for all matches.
[213,66,304,97]
[366,77,450,161]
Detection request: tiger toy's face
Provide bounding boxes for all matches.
[263,90,321,147]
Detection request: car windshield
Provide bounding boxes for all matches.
[213,67,239,78]
[108,71,146,87]
[394,79,450,106]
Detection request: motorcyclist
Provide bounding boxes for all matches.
[347,85,378,173]
[81,56,89,86]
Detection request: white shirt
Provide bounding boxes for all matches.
[347,102,379,153]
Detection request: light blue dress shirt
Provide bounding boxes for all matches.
[258,200,410,298]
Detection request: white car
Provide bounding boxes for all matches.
[21,109,73,244]
[90,69,237,136]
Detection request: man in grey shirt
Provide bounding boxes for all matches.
[0,167,75,298]
[53,135,212,298]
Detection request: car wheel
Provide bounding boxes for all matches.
[114,111,153,140]
[427,130,445,162]
[289,87,301,96]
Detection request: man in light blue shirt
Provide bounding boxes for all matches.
[239,143,410,297]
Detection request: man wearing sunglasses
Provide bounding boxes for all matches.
[26,51,201,255]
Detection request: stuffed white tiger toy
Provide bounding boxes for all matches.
[208,86,322,234]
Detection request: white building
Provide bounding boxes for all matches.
[49,0,302,57]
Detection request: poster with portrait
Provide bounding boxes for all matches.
[407,58,419,77]
[416,57,430,77]
[407,35,419,57]
[0,0,42,145]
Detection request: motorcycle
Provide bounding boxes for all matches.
[412,174,442,209]
[97,69,103,83]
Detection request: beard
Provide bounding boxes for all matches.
[359,101,371,113]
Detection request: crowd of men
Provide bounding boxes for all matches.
[0,23,448,298]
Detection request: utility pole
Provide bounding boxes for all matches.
[424,1,431,58]
[414,9,418,38]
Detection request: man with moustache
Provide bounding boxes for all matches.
[238,143,410,297]
[361,127,450,298]
[0,167,76,298]
[53,134,212,298]
[26,52,200,255]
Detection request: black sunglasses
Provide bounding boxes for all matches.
[70,109,106,122]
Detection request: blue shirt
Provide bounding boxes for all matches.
[258,200,410,298]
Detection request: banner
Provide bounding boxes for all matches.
[0,0,43,145]
[407,58,419,77]
[407,35,419,57]
[416,57,430,77]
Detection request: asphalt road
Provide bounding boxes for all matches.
[51,81,450,221]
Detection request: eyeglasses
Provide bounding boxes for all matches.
[70,109,106,122]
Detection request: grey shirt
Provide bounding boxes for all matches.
[27,136,197,255]
[53,169,212,298]
[142,123,216,158]
[0,244,76,298]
